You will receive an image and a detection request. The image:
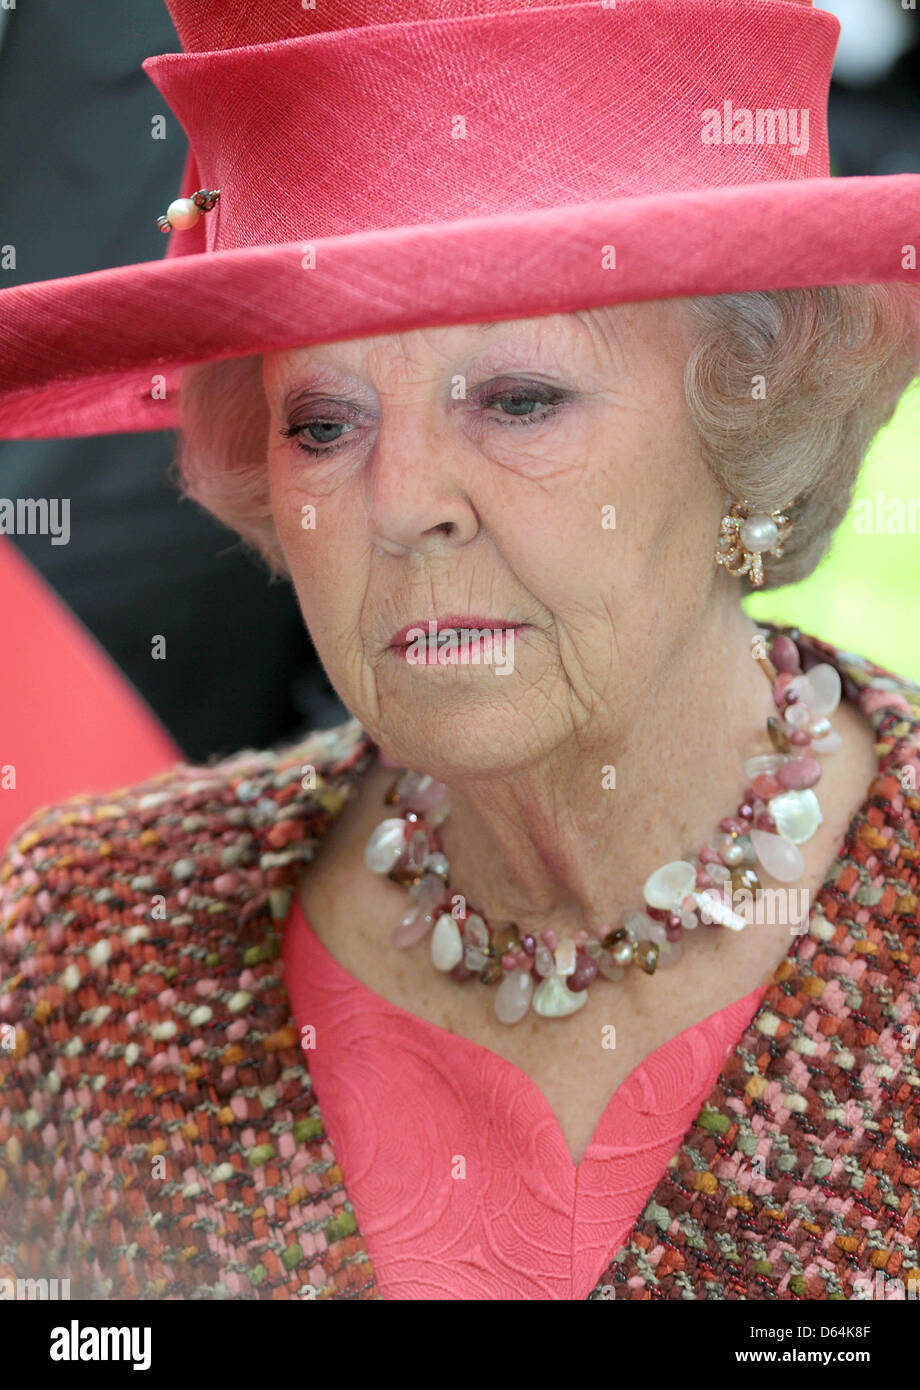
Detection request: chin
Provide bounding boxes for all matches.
[378,697,555,780]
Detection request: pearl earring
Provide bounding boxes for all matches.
[157,188,220,234]
[714,498,793,588]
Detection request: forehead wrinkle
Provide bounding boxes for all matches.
[363,320,503,373]
[463,308,626,384]
[269,310,613,403]
[568,305,632,376]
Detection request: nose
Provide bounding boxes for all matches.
[365,412,480,556]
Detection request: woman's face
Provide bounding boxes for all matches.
[263,301,725,776]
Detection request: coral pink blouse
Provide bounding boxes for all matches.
[283,897,767,1299]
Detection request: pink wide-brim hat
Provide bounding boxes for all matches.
[0,0,917,440]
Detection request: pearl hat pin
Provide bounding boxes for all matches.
[0,0,917,440]
[157,188,221,234]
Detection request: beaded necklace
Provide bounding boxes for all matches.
[364,631,843,1023]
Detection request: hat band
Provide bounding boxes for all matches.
[147,0,837,254]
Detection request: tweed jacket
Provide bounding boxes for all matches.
[1,624,919,1300]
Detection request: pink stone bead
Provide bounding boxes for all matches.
[520,934,536,956]
[775,756,821,790]
[699,847,721,864]
[770,635,801,673]
[696,869,714,889]
[573,928,590,947]
[719,817,743,834]
[666,922,682,942]
[541,928,558,950]
[752,773,782,800]
[501,953,518,971]
[737,802,754,822]
[755,812,777,832]
[772,671,796,707]
[789,729,810,746]
[567,955,598,991]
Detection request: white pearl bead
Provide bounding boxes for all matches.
[739,515,778,553]
[767,788,823,844]
[364,817,407,873]
[166,197,200,230]
[716,833,744,866]
[532,973,587,1018]
[643,860,696,911]
[430,913,463,971]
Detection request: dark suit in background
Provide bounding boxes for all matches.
[0,0,346,764]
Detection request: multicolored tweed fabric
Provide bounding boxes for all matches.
[1,622,919,1300]
[0,720,382,1299]
[591,629,920,1300]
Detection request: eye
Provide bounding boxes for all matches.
[278,382,568,458]
[481,385,568,427]
[279,415,358,458]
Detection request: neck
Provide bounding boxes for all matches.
[429,602,777,943]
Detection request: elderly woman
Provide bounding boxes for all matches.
[1,0,920,1305]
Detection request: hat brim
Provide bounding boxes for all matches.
[1,174,917,440]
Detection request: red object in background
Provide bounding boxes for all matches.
[0,537,181,850]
